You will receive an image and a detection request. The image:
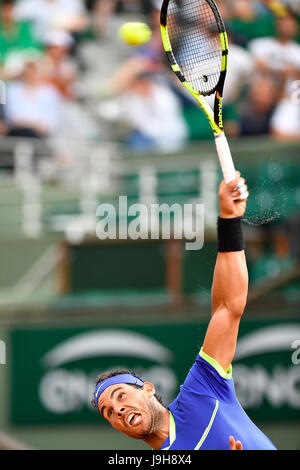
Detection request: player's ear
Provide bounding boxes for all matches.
[142,381,155,397]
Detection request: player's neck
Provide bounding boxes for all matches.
[143,408,170,450]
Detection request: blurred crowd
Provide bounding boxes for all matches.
[0,0,299,153]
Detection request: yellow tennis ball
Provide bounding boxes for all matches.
[119,22,152,46]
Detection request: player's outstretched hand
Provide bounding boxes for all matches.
[229,435,243,450]
[219,171,249,219]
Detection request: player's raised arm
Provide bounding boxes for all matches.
[202,172,249,372]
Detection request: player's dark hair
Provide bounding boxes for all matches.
[91,368,166,411]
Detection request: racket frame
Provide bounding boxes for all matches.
[160,0,236,182]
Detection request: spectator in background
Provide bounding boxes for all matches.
[0,0,42,79]
[121,71,188,152]
[91,0,118,37]
[39,29,99,140]
[40,30,77,99]
[98,56,188,152]
[14,0,88,42]
[249,12,300,79]
[4,55,61,137]
[223,0,276,45]
[271,77,300,141]
[247,12,300,140]
[238,74,282,136]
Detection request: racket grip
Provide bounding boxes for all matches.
[214,133,236,183]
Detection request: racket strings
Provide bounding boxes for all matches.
[167,0,222,95]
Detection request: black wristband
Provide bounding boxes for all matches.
[217,216,245,252]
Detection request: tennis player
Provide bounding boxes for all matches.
[92,173,277,450]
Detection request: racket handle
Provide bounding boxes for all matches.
[214,133,236,183]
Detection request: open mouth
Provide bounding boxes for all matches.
[126,412,142,427]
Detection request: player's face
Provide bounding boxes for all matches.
[97,383,157,439]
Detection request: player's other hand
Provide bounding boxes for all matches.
[219,171,249,219]
[229,435,243,450]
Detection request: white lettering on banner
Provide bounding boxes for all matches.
[235,324,300,360]
[39,367,177,414]
[233,365,300,409]
[37,324,300,415]
[232,325,300,411]
[39,329,177,414]
[291,340,300,365]
[42,330,173,368]
[39,370,89,414]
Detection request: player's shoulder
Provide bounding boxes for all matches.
[197,348,232,378]
[178,348,236,403]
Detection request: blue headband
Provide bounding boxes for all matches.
[94,374,144,410]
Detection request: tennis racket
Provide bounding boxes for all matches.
[160,0,236,183]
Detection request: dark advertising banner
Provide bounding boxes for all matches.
[10,320,300,424]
